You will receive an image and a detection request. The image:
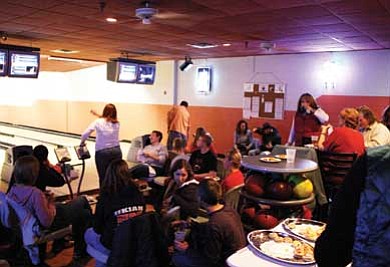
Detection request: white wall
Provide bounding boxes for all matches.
[0,60,175,106]
[65,60,175,105]
[177,49,390,110]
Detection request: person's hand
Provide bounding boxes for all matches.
[45,191,55,203]
[209,171,217,178]
[265,142,273,149]
[168,246,175,255]
[174,240,189,252]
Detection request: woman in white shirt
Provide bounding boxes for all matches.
[80,103,122,187]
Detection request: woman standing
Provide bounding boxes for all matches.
[234,120,253,155]
[287,93,329,146]
[80,103,122,187]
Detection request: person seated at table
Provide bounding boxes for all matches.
[357,105,390,148]
[287,93,329,146]
[221,148,244,193]
[381,105,390,131]
[172,179,246,267]
[189,133,218,181]
[162,159,199,219]
[189,127,217,155]
[234,119,253,155]
[317,108,365,156]
[170,138,190,169]
[85,159,145,267]
[315,144,390,267]
[136,130,168,176]
[253,122,282,152]
[7,156,92,261]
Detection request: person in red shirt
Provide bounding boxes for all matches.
[221,148,245,193]
[318,108,365,156]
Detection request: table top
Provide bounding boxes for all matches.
[226,223,317,267]
[242,156,318,174]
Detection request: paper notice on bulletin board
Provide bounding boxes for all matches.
[264,101,273,113]
[275,98,284,119]
[243,83,254,92]
[251,96,260,117]
[243,97,251,119]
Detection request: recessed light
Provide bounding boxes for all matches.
[222,43,231,47]
[50,49,80,54]
[48,56,83,63]
[187,43,218,49]
[106,17,117,23]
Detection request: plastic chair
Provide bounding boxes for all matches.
[224,184,244,211]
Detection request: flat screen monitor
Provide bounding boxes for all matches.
[0,49,8,76]
[54,147,71,163]
[137,64,155,84]
[117,62,138,83]
[8,51,40,78]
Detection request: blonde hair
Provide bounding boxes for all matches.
[227,147,242,169]
[339,108,359,129]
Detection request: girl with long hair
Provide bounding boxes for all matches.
[287,93,329,146]
[80,103,122,187]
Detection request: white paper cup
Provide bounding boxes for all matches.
[174,231,187,242]
[286,148,296,163]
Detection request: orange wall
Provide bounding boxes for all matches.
[0,95,388,154]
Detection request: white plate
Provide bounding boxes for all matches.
[259,157,282,163]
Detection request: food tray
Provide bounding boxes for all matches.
[247,230,315,265]
[283,218,326,242]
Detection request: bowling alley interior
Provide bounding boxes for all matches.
[0,1,390,267]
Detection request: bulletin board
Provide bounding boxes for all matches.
[243,83,286,120]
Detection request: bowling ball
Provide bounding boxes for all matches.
[293,179,313,199]
[266,181,293,200]
[254,211,279,229]
[242,206,256,224]
[245,173,267,197]
[287,174,304,186]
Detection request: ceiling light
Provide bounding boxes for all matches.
[50,49,79,54]
[179,56,193,71]
[222,43,231,47]
[48,56,83,63]
[106,17,117,23]
[187,43,218,49]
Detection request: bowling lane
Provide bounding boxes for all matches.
[0,122,131,197]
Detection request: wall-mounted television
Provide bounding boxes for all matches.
[107,61,138,83]
[117,62,138,83]
[8,51,40,78]
[0,49,8,76]
[137,64,156,84]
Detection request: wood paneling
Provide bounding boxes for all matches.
[0,0,389,71]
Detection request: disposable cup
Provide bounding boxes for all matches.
[286,148,296,163]
[174,230,187,242]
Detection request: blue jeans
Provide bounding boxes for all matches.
[167,131,187,151]
[172,249,211,267]
[84,228,111,267]
[95,146,122,187]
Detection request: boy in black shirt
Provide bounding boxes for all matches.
[189,134,217,181]
[173,179,246,267]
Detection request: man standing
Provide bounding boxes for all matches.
[167,101,190,150]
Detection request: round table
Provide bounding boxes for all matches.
[242,156,318,173]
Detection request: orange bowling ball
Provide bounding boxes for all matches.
[245,173,267,197]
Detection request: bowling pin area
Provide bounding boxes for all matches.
[0,121,131,197]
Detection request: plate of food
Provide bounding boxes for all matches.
[274,154,287,160]
[259,157,282,163]
[283,218,326,242]
[248,230,315,265]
